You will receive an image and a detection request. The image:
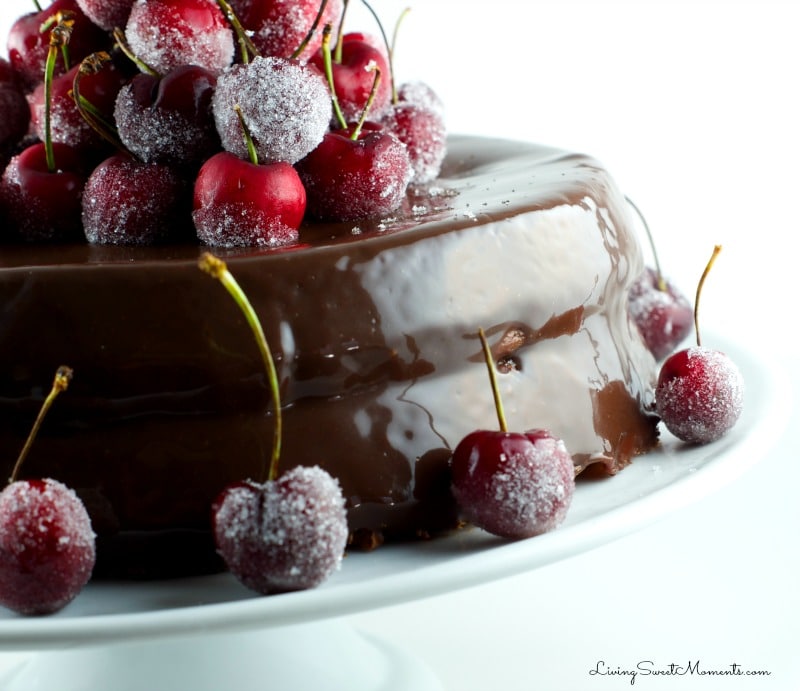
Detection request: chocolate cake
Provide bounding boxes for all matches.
[0,136,659,577]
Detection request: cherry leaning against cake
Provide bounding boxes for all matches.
[0,0,742,614]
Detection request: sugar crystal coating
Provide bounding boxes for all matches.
[212,56,331,165]
[451,431,575,539]
[0,478,95,615]
[125,0,234,76]
[213,466,348,594]
[656,346,744,443]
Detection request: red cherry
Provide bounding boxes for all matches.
[231,0,344,60]
[114,64,220,170]
[308,33,393,123]
[0,141,87,242]
[628,267,693,361]
[76,0,136,31]
[382,99,447,184]
[124,0,235,76]
[0,83,30,155]
[28,60,128,157]
[655,347,743,444]
[83,154,193,245]
[451,429,575,539]
[212,466,348,595]
[0,478,95,615]
[296,122,412,221]
[211,55,331,165]
[193,151,306,248]
[7,0,109,89]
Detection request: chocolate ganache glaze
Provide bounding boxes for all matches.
[0,136,659,578]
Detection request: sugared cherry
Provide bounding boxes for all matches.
[655,246,744,444]
[0,367,96,616]
[213,467,348,594]
[450,329,575,538]
[211,55,331,165]
[83,154,193,245]
[124,0,234,76]
[199,253,348,594]
[626,198,693,360]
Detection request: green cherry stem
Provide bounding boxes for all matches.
[32,0,43,11]
[694,245,722,349]
[9,366,73,485]
[290,0,329,60]
[478,328,508,433]
[350,66,380,140]
[359,0,396,103]
[233,104,259,165]
[112,27,160,76]
[44,16,74,173]
[321,23,348,129]
[40,10,73,71]
[198,253,282,482]
[217,0,259,64]
[72,52,126,151]
[334,0,350,64]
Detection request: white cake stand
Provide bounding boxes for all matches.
[0,338,788,691]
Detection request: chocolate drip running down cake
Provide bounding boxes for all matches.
[0,136,659,578]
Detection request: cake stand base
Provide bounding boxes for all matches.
[0,619,444,691]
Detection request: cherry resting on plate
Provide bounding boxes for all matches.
[655,246,744,444]
[449,329,575,539]
[213,467,348,594]
[0,478,96,615]
[0,366,96,616]
[193,151,306,247]
[198,253,349,595]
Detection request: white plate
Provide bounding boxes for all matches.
[0,336,790,652]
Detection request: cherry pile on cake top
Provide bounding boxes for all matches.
[0,0,447,247]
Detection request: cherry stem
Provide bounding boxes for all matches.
[321,24,348,129]
[350,66,380,140]
[40,11,73,71]
[112,27,160,76]
[43,16,74,173]
[233,104,259,165]
[694,244,722,348]
[334,0,350,63]
[359,0,395,104]
[9,366,73,485]
[33,0,43,11]
[388,7,410,104]
[625,196,666,292]
[290,0,328,60]
[198,253,282,483]
[216,0,259,64]
[72,52,126,151]
[478,328,508,433]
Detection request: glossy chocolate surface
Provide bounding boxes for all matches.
[0,136,659,577]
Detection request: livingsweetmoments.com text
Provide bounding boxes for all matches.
[588,659,772,685]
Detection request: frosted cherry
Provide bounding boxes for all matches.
[213,467,348,594]
[212,56,331,165]
[125,0,234,76]
[82,154,192,245]
[77,0,136,31]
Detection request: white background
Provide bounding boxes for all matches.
[2,1,799,689]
